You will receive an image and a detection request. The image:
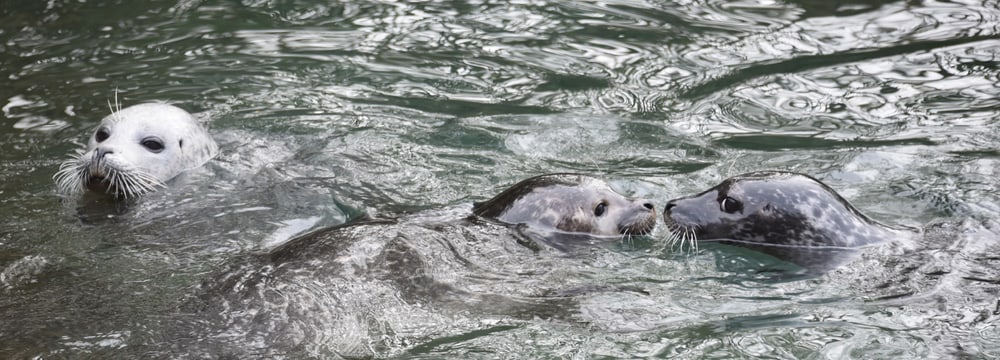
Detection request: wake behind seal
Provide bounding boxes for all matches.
[274,173,659,258]
[183,174,657,357]
[54,103,218,199]
[662,171,909,271]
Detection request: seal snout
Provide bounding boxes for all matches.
[89,148,115,176]
[95,148,114,159]
[634,198,655,213]
[663,199,677,213]
[661,198,696,231]
[618,199,656,236]
[663,199,680,224]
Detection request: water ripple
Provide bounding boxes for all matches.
[2,0,1000,358]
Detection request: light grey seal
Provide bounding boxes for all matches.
[54,103,218,199]
[472,173,657,238]
[663,171,905,270]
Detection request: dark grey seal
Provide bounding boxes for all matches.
[177,174,656,358]
[662,171,907,271]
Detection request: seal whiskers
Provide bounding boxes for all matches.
[662,222,699,253]
[472,173,657,243]
[663,171,904,270]
[54,150,166,199]
[54,102,217,199]
[53,153,87,195]
[105,166,165,199]
[107,89,123,121]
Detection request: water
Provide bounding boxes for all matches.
[2,0,999,358]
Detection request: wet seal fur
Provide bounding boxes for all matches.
[180,174,656,357]
[277,173,659,257]
[663,171,907,271]
[54,103,218,199]
[472,173,657,248]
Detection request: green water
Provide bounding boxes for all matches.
[2,0,999,358]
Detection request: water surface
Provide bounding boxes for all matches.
[1,0,999,358]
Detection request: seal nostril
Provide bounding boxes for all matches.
[664,201,676,212]
[95,149,114,159]
[643,202,654,210]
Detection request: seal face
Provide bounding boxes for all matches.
[663,171,900,267]
[473,174,656,237]
[54,103,218,199]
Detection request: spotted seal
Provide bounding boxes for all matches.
[662,171,904,270]
[269,174,657,260]
[472,173,657,239]
[180,174,656,356]
[54,103,218,199]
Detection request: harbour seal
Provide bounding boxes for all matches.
[472,173,657,239]
[181,174,656,357]
[54,103,218,199]
[662,171,904,270]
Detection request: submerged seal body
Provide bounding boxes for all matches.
[54,103,218,199]
[473,174,657,238]
[663,171,902,270]
[182,174,656,356]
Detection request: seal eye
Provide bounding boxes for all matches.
[594,201,607,217]
[141,138,165,153]
[95,128,110,143]
[720,196,742,213]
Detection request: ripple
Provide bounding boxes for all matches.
[2,0,1000,358]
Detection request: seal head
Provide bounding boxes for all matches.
[54,103,218,199]
[663,171,900,269]
[473,174,656,237]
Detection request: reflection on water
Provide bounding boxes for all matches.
[1,0,999,358]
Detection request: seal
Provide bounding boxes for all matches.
[54,103,218,199]
[182,174,657,357]
[662,171,903,270]
[472,173,656,238]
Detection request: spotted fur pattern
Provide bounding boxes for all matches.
[663,171,900,250]
[473,174,656,238]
